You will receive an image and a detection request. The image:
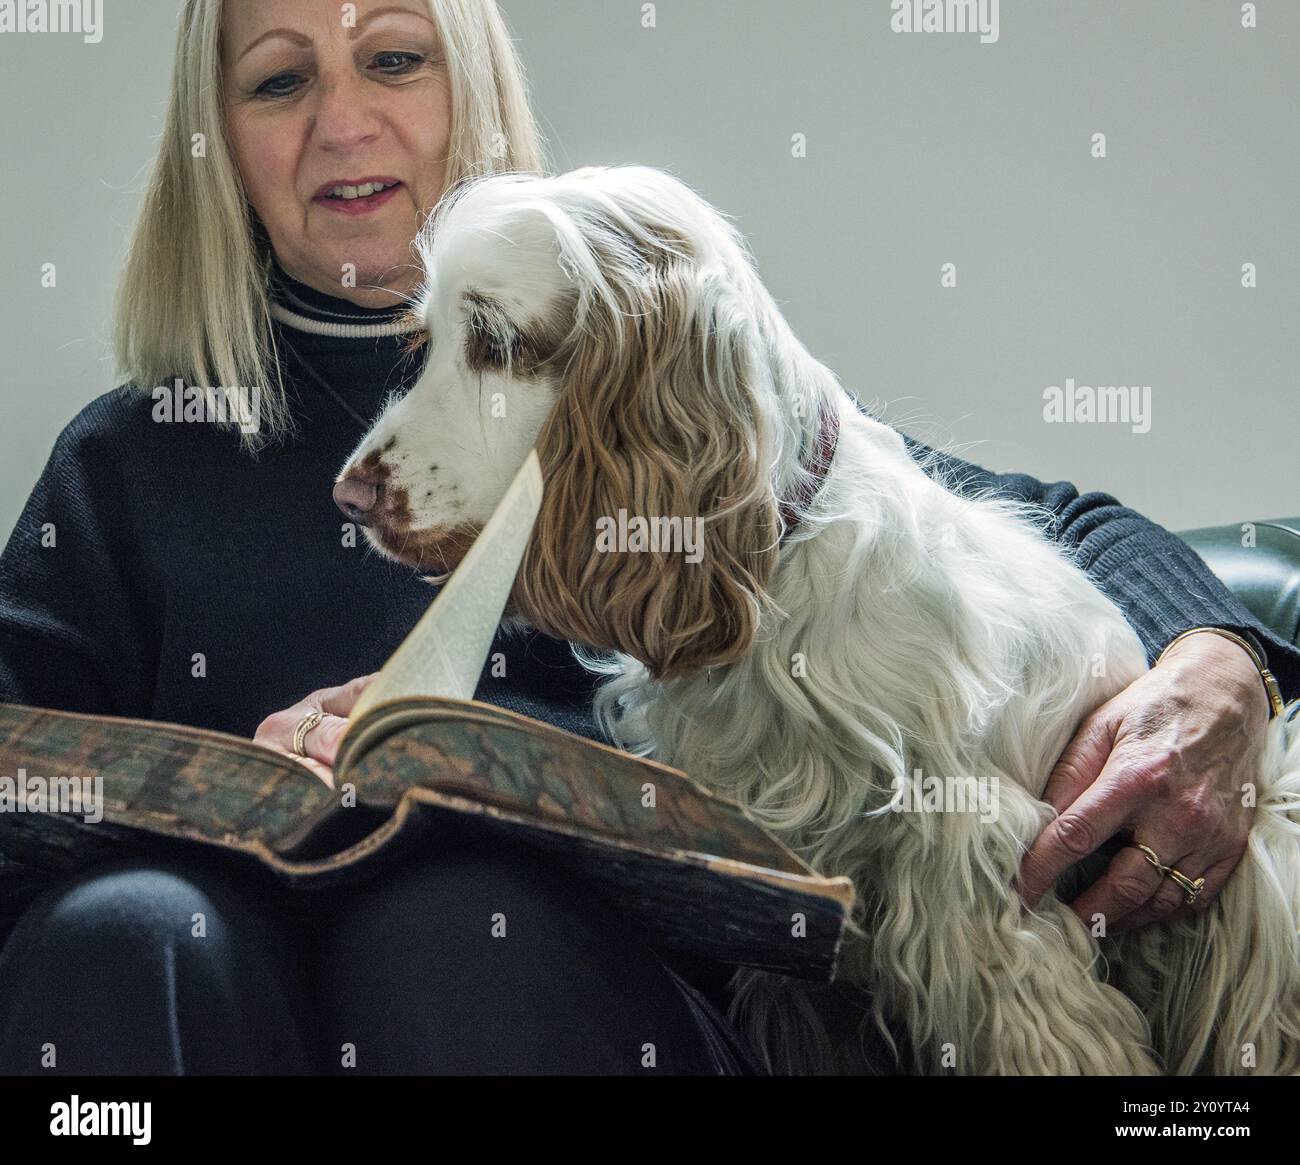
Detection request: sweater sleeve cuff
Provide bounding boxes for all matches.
[1094,547,1300,707]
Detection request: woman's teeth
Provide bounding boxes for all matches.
[326,182,397,200]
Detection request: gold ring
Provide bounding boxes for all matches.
[1165,867,1207,905]
[293,710,325,757]
[1136,843,1167,873]
[1136,843,1204,905]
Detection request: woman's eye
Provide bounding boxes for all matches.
[255,72,304,99]
[372,51,425,75]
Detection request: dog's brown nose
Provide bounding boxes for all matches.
[333,472,382,526]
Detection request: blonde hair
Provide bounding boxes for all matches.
[113,0,548,454]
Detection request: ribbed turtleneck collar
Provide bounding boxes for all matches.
[264,256,429,439]
[268,257,425,340]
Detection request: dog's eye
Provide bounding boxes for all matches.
[465,312,520,372]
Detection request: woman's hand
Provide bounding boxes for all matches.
[253,673,379,789]
[1018,631,1271,932]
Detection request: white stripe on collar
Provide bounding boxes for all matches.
[268,300,425,338]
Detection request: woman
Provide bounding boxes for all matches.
[0,0,1294,1075]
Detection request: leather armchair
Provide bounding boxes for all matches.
[1176,516,1300,649]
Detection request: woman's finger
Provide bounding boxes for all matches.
[1185,853,1238,914]
[1018,758,1142,908]
[1039,709,1118,817]
[1110,848,1210,931]
[302,675,381,766]
[254,675,378,766]
[289,711,352,769]
[1065,844,1166,931]
[319,672,379,718]
[1114,850,1238,930]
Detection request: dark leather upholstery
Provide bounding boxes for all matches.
[1176,516,1300,649]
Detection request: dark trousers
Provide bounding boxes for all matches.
[0,832,754,1075]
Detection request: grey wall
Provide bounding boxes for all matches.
[2,0,1296,544]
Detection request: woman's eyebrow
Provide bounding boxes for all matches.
[234,6,437,65]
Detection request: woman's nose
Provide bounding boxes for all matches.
[309,75,384,152]
[333,472,382,525]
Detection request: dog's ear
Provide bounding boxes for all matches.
[516,252,781,680]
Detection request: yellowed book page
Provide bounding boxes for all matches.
[347,450,544,724]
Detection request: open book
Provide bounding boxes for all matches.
[0,453,854,979]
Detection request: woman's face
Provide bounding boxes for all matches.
[223,0,452,307]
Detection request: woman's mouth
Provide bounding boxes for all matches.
[314,180,403,215]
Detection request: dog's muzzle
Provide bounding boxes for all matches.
[333,465,482,575]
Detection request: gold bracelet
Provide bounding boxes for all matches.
[1155,627,1286,720]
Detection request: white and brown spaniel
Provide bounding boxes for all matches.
[333,165,1300,1076]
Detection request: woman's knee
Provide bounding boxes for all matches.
[22,864,228,951]
[4,860,277,965]
[0,860,311,1074]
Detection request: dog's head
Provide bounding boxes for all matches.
[334,166,788,679]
